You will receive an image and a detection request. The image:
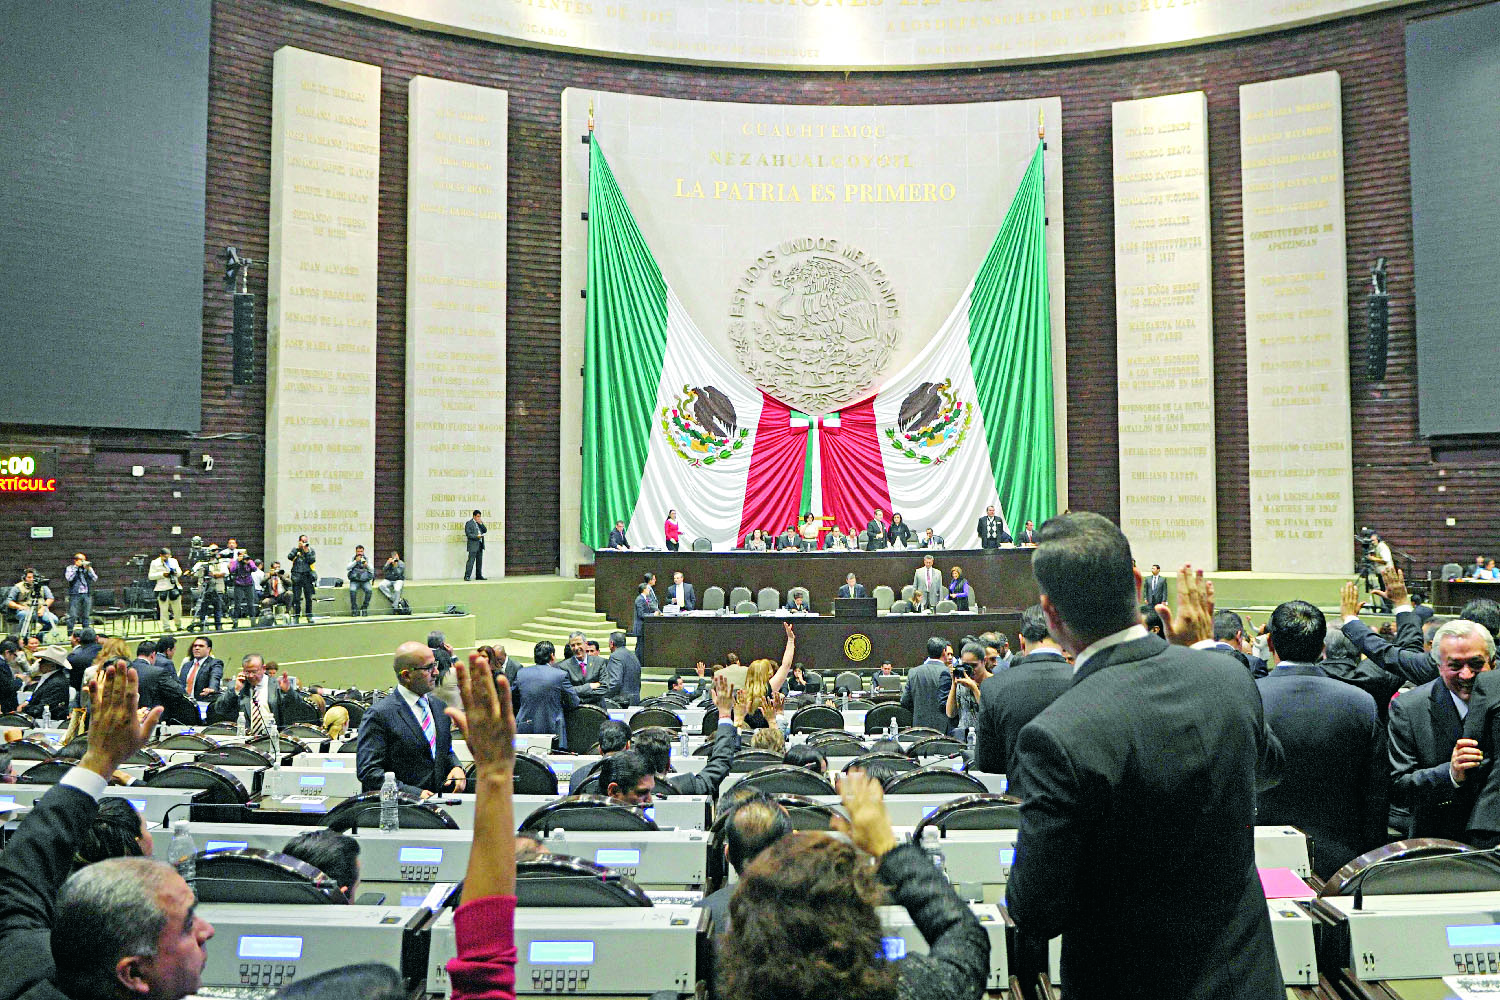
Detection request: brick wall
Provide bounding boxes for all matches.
[0,0,1492,591]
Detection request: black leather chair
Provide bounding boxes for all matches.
[331,699,365,729]
[564,705,609,755]
[629,708,683,733]
[154,732,219,750]
[884,768,988,795]
[283,724,329,741]
[729,749,783,773]
[806,734,867,758]
[247,733,309,759]
[1321,839,1500,897]
[322,792,459,832]
[7,739,58,761]
[896,726,948,745]
[512,753,560,796]
[842,752,918,775]
[788,705,843,734]
[734,764,835,796]
[197,725,237,738]
[18,758,74,784]
[516,856,653,907]
[193,848,347,904]
[143,762,251,807]
[0,712,31,727]
[517,795,658,834]
[863,704,911,734]
[197,745,274,768]
[910,793,1025,840]
[907,735,966,758]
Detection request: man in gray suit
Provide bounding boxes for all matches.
[900,636,953,732]
[464,509,487,581]
[913,554,944,608]
[601,630,642,707]
[560,631,604,705]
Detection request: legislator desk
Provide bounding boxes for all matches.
[1432,577,1500,612]
[638,609,1022,672]
[594,546,1038,630]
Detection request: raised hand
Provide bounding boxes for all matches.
[447,652,516,780]
[1157,565,1215,646]
[835,770,898,858]
[1340,580,1363,620]
[81,665,163,781]
[1378,566,1410,608]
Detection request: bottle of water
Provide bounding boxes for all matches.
[266,718,280,757]
[234,711,246,738]
[41,705,52,730]
[920,824,945,876]
[966,727,977,757]
[887,717,898,740]
[678,728,690,758]
[840,691,849,713]
[380,772,399,832]
[170,819,197,890]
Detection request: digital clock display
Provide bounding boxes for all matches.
[0,448,59,494]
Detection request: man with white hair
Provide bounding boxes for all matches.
[1389,618,1494,841]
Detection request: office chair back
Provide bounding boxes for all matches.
[331,699,366,729]
[701,586,726,612]
[910,793,1025,840]
[197,745,275,768]
[198,724,237,737]
[843,751,919,775]
[789,704,842,734]
[7,739,57,761]
[807,733,866,757]
[884,768,988,795]
[729,749,783,773]
[691,536,713,552]
[564,704,609,755]
[283,723,329,740]
[247,733,309,759]
[0,712,30,727]
[193,848,347,904]
[844,699,875,711]
[728,586,752,609]
[629,708,683,733]
[834,671,862,694]
[517,794,659,834]
[517,856,653,907]
[143,762,250,806]
[908,735,967,758]
[1442,562,1464,581]
[323,792,459,832]
[1321,839,1500,897]
[863,704,911,733]
[734,764,835,796]
[513,752,560,796]
[873,586,895,612]
[935,600,958,614]
[756,587,780,612]
[18,758,74,784]
[734,600,758,615]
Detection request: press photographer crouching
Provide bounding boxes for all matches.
[5,567,59,641]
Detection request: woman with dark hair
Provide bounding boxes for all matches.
[947,566,972,612]
[886,513,912,550]
[73,797,152,869]
[745,529,768,551]
[664,510,682,551]
[720,773,986,1000]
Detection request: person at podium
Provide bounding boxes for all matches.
[784,591,812,613]
[823,523,853,549]
[886,512,913,549]
[948,566,972,611]
[865,508,889,550]
[977,505,1010,548]
[838,573,867,599]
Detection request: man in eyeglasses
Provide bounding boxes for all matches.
[355,641,467,799]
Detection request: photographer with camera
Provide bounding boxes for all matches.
[944,640,990,739]
[227,548,257,628]
[63,553,97,628]
[148,547,183,628]
[379,550,406,610]
[346,545,374,616]
[6,568,59,640]
[258,560,292,621]
[188,544,228,631]
[287,535,317,624]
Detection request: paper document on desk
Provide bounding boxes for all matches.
[1446,975,1500,998]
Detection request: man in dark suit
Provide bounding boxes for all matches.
[1143,564,1168,608]
[356,641,466,798]
[567,720,631,794]
[1015,519,1039,546]
[1,663,214,1000]
[837,573,867,599]
[784,590,812,613]
[865,508,888,550]
[600,631,642,707]
[559,632,604,706]
[900,636,953,733]
[64,628,99,696]
[1255,600,1387,879]
[607,520,630,550]
[209,653,297,729]
[21,647,70,721]
[976,505,1010,548]
[0,639,20,713]
[177,635,223,702]
[1390,619,1492,840]
[974,605,1071,776]
[1006,514,1284,1000]
[515,640,580,750]
[129,643,197,727]
[463,509,487,581]
[1321,627,1403,727]
[632,582,658,636]
[667,571,696,611]
[1341,571,1500,686]
[634,673,739,797]
[696,793,791,941]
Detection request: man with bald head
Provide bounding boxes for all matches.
[356,641,466,798]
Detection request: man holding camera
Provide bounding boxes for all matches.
[259,560,292,620]
[347,545,374,616]
[227,548,257,628]
[287,535,317,624]
[5,568,59,640]
[149,547,183,628]
[63,553,97,627]
[189,544,228,631]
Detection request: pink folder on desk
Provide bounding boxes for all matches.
[1259,867,1315,899]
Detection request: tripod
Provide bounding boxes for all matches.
[9,585,51,640]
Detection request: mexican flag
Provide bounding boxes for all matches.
[582,135,1055,551]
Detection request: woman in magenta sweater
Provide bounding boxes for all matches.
[443,654,520,1000]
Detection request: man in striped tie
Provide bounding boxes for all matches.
[356,641,467,799]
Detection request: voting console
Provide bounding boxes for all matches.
[197,903,428,990]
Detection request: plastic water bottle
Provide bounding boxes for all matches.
[678,728,690,758]
[266,718,280,757]
[966,727,977,756]
[234,712,246,738]
[886,717,898,740]
[40,705,52,730]
[380,772,400,832]
[170,819,197,890]
[840,692,849,713]
[920,824,945,875]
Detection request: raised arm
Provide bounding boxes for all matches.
[768,623,795,693]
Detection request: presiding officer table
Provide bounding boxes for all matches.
[639,610,1023,672]
[594,546,1039,631]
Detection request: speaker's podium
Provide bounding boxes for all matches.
[832,597,878,618]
